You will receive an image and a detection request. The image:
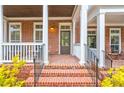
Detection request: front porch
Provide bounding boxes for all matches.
[0,5,88,66]
[0,5,124,68]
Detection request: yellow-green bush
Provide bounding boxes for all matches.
[101,66,124,87]
[0,55,26,87]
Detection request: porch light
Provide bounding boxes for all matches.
[49,25,56,32]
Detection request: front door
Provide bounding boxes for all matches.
[60,31,70,54]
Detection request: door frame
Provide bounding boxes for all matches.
[59,22,72,54]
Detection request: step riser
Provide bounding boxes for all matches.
[44,67,84,69]
[25,83,98,87]
[29,73,95,77]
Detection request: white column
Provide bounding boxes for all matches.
[97,13,105,67]
[80,5,88,65]
[0,5,3,63]
[72,19,76,55]
[43,5,49,64]
[4,19,7,42]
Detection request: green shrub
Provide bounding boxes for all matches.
[101,66,124,87]
[0,55,26,87]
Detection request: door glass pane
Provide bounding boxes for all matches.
[61,32,70,46]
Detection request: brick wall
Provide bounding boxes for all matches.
[7,20,124,55]
[7,20,71,54]
[87,26,124,54]
[75,15,80,43]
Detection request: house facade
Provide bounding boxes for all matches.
[0,5,124,68]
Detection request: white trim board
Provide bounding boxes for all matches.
[88,23,124,26]
[4,17,72,21]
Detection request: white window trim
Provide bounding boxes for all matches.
[110,28,121,53]
[9,22,22,42]
[33,22,43,42]
[59,22,72,54]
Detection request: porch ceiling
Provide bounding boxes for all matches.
[3,5,75,17]
[89,13,124,25]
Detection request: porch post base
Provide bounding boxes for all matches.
[79,61,85,65]
[0,61,3,65]
[44,60,49,65]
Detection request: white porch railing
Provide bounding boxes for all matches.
[2,43,45,62]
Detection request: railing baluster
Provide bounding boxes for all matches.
[7,45,9,60]
[20,45,22,60]
[84,44,99,87]
[3,45,4,60]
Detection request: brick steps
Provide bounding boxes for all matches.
[29,69,95,77]
[25,77,98,87]
[25,63,100,87]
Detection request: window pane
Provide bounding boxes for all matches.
[11,25,20,29]
[10,24,20,42]
[61,26,66,29]
[35,25,42,29]
[66,26,70,29]
[111,45,119,53]
[39,31,42,41]
[15,31,20,41]
[88,31,96,48]
[111,36,119,44]
[88,36,96,48]
[110,28,120,53]
[11,31,15,41]
[36,31,40,40]
[34,24,42,42]
[88,31,96,35]
[111,30,119,34]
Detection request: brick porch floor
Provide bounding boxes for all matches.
[49,55,80,64]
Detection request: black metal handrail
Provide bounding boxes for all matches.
[33,44,45,87]
[84,44,99,87]
[103,50,113,69]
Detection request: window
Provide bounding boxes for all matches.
[9,23,21,42]
[34,23,43,42]
[110,28,121,53]
[88,30,96,48]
